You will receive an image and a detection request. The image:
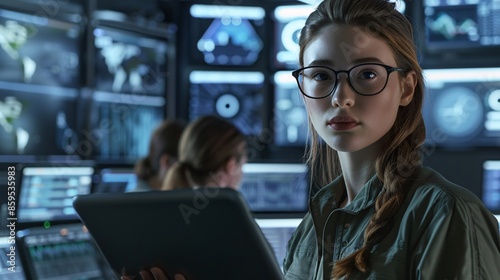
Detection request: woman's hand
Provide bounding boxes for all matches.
[121,267,186,280]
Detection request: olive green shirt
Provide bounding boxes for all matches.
[283,167,500,279]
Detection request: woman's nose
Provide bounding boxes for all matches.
[331,74,355,108]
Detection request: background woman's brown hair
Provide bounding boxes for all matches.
[134,119,185,189]
[162,115,246,190]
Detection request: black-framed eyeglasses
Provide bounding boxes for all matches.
[291,63,405,99]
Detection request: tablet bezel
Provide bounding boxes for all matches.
[73,188,284,280]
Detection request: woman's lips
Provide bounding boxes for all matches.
[328,116,359,131]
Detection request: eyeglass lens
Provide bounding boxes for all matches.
[298,64,390,98]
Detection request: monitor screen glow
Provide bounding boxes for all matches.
[0,9,81,88]
[89,92,164,164]
[482,160,500,215]
[422,67,500,148]
[239,163,309,213]
[17,166,94,224]
[423,0,500,52]
[272,5,313,69]
[273,71,308,147]
[94,27,169,95]
[188,4,265,66]
[0,90,79,157]
[189,70,264,136]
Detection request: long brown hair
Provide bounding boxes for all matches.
[134,120,185,182]
[162,115,246,190]
[298,0,426,278]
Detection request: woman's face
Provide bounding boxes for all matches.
[302,24,412,153]
[227,154,247,190]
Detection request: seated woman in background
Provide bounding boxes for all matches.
[162,115,247,191]
[128,119,185,192]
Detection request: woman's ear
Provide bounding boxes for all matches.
[210,157,238,188]
[158,154,174,180]
[400,70,417,106]
[224,156,238,174]
[159,154,171,169]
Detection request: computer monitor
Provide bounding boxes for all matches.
[422,67,500,148]
[88,91,164,164]
[273,71,308,147]
[189,70,264,136]
[0,8,82,88]
[17,165,94,226]
[187,4,265,66]
[272,4,314,69]
[0,8,83,161]
[422,0,500,54]
[16,224,113,280]
[93,26,170,95]
[93,168,137,193]
[254,217,303,270]
[0,89,79,159]
[239,163,309,213]
[482,160,500,215]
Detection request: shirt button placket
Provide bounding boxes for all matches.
[341,222,350,248]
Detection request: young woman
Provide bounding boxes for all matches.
[122,1,500,279]
[129,119,185,192]
[161,115,247,190]
[283,0,500,279]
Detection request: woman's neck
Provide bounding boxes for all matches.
[148,176,163,190]
[338,145,379,205]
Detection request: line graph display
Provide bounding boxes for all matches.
[423,0,500,50]
[427,13,477,41]
[425,4,479,47]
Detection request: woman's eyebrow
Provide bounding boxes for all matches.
[306,57,386,68]
[350,57,385,65]
[306,59,334,67]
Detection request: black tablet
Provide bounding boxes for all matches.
[72,188,285,280]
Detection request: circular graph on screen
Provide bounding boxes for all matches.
[189,82,263,136]
[281,19,304,53]
[433,86,484,138]
[215,93,240,118]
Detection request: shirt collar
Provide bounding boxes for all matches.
[343,174,384,213]
[310,173,384,215]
